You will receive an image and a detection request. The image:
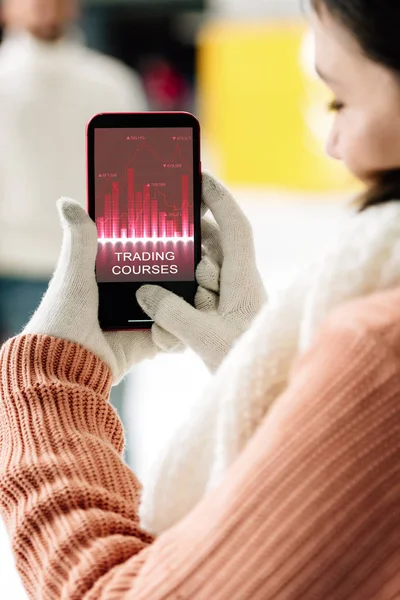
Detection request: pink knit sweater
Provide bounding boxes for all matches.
[0,287,400,599]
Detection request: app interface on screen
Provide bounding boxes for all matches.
[95,127,195,282]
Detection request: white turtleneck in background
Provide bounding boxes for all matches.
[0,32,147,278]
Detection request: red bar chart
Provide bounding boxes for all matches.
[96,171,194,241]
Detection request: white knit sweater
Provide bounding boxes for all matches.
[139,199,400,535]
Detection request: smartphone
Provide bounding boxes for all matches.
[87,112,202,330]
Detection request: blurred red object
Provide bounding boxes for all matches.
[143,58,189,110]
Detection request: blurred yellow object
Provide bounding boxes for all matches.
[198,20,361,193]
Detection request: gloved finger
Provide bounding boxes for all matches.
[201,173,254,252]
[196,256,220,293]
[195,286,218,313]
[23,199,101,344]
[201,201,208,217]
[55,199,98,278]
[152,324,185,353]
[201,173,258,309]
[136,285,228,369]
[201,217,223,266]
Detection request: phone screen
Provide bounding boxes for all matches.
[94,127,195,283]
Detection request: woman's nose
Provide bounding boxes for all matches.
[325,126,341,160]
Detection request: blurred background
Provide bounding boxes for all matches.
[0,0,359,597]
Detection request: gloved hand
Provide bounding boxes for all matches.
[24,173,265,381]
[23,200,183,383]
[137,173,267,372]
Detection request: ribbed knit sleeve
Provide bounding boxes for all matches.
[0,322,399,599]
[0,335,154,599]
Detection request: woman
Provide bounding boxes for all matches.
[140,0,400,534]
[0,1,399,599]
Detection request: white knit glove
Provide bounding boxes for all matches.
[23,174,265,381]
[137,174,267,372]
[23,200,183,383]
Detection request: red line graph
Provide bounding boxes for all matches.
[124,139,193,173]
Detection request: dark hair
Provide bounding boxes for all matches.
[311,0,400,210]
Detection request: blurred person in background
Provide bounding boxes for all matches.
[0,0,147,463]
[0,0,400,598]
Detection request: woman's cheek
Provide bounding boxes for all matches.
[340,141,367,181]
[340,119,375,181]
